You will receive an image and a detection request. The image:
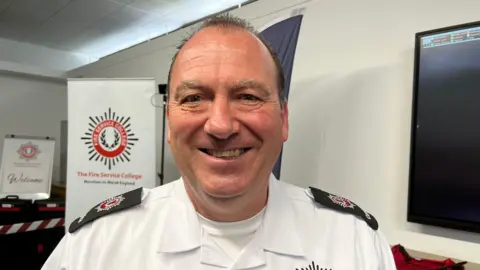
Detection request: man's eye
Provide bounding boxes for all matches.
[239,94,260,101]
[182,95,202,103]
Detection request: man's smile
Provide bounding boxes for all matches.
[198,148,253,159]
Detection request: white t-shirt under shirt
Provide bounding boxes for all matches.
[197,207,266,262]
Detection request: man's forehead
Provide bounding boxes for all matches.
[179,27,264,55]
[178,42,248,63]
[168,26,279,97]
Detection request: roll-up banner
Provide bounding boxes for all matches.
[66,78,157,228]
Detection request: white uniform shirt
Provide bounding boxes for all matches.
[42,175,396,270]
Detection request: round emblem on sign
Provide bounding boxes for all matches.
[17,141,41,160]
[80,108,139,170]
[96,195,125,212]
[328,194,355,209]
[92,119,127,158]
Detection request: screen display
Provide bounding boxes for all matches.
[409,22,480,232]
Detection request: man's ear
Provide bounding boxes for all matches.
[166,102,171,144]
[281,99,289,142]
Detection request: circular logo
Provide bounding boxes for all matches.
[81,108,139,169]
[96,195,125,212]
[20,145,37,158]
[17,141,40,160]
[92,120,127,158]
[328,194,355,209]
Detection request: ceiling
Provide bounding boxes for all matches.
[0,0,251,61]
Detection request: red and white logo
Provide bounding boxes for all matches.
[17,141,40,161]
[81,108,139,169]
[96,195,125,212]
[328,194,355,209]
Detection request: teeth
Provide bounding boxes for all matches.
[207,149,245,158]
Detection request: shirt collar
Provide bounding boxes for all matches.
[157,180,201,253]
[157,175,306,258]
[261,175,306,257]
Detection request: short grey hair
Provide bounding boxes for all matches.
[166,13,286,106]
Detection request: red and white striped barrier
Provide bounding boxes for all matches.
[0,218,64,235]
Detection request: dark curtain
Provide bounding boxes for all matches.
[260,15,303,180]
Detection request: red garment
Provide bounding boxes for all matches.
[392,244,466,270]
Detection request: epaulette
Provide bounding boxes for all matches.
[69,187,143,233]
[308,187,378,231]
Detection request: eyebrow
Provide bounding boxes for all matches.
[173,79,272,100]
[173,80,207,101]
[230,79,271,98]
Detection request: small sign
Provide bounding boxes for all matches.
[0,135,55,199]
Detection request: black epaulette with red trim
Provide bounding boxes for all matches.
[69,188,143,233]
[309,187,379,231]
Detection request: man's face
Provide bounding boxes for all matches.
[167,27,288,200]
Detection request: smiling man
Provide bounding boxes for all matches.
[42,14,396,270]
[166,19,288,225]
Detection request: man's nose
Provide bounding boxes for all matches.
[204,97,239,140]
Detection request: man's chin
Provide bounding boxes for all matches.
[193,172,252,198]
[200,180,248,201]
[204,187,244,200]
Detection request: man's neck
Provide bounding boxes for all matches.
[184,180,269,222]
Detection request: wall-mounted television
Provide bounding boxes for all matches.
[408,21,480,233]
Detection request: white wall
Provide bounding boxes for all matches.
[0,60,66,80]
[68,0,480,263]
[0,73,67,185]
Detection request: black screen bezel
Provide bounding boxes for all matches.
[407,20,480,234]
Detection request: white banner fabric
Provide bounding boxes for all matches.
[66,78,157,228]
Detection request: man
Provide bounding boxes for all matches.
[42,14,396,270]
